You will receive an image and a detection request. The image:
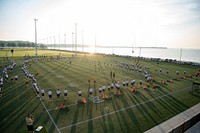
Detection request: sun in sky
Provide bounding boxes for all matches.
[0,0,200,49]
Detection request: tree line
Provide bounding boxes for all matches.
[0,41,47,48]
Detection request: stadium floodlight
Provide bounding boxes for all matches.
[82,30,84,52]
[53,36,55,49]
[75,23,77,55]
[64,34,66,50]
[72,32,74,51]
[34,18,38,56]
[180,48,182,61]
[59,35,60,50]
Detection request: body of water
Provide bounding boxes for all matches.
[48,46,200,63]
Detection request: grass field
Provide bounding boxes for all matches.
[0,48,200,133]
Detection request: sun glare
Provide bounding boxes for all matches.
[87,46,95,54]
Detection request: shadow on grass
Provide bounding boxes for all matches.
[138,93,163,119]
[87,102,93,133]
[1,95,35,132]
[158,89,189,111]
[126,92,151,122]
[33,58,71,80]
[70,105,80,133]
[114,97,132,133]
[98,102,114,133]
[147,91,180,115]
[131,93,159,126]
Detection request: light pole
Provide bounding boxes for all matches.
[180,48,182,62]
[72,32,74,51]
[75,23,77,55]
[64,34,66,50]
[95,34,96,54]
[50,37,51,45]
[53,36,55,49]
[82,30,84,52]
[34,18,38,56]
[59,35,60,50]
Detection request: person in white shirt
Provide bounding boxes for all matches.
[14,75,18,82]
[107,85,111,91]
[56,89,61,98]
[5,74,8,80]
[48,90,52,100]
[140,79,143,85]
[99,86,102,93]
[176,70,179,75]
[35,86,39,95]
[131,79,135,85]
[123,80,126,86]
[125,80,129,86]
[64,89,68,96]
[41,89,44,96]
[89,88,92,95]
[184,70,186,75]
[116,82,120,90]
[77,90,82,96]
[111,83,114,89]
[102,85,105,92]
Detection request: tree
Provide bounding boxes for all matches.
[31,43,35,47]
[40,44,47,49]
[7,42,16,47]
[7,43,12,47]
[18,43,23,47]
[0,42,5,47]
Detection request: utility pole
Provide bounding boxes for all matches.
[34,18,38,56]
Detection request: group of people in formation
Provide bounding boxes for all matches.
[22,59,40,96]
[0,60,18,94]
[18,57,200,103]
[44,89,69,100]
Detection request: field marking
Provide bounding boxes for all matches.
[39,96,61,133]
[58,86,190,131]
[48,103,77,111]
[48,70,55,72]
[56,75,64,78]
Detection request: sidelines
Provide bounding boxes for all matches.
[58,86,190,131]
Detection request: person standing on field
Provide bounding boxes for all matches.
[25,113,34,133]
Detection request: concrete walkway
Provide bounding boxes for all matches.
[145,103,200,133]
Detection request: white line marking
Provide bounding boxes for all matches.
[59,86,190,131]
[48,103,77,111]
[39,97,61,133]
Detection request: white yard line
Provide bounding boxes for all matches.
[39,97,61,133]
[59,86,190,131]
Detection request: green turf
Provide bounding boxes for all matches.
[0,48,200,133]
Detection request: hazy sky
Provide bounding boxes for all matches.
[0,0,200,48]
